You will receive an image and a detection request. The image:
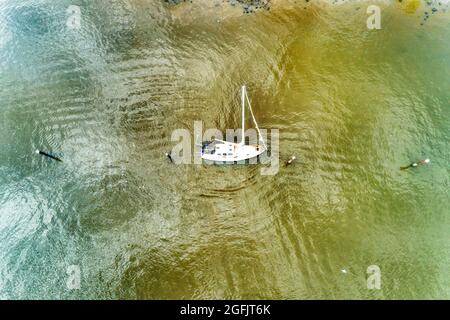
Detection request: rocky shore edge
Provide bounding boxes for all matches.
[165,0,272,14]
[165,0,448,17]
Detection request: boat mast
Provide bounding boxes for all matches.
[245,91,267,151]
[241,85,245,145]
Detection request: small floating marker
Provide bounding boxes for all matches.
[35,149,62,162]
[341,269,348,274]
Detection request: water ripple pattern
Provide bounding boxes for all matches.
[0,0,449,299]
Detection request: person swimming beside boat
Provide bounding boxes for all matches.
[401,158,430,170]
[285,156,296,166]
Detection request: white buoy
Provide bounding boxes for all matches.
[341,269,348,274]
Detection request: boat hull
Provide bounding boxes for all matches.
[201,143,266,163]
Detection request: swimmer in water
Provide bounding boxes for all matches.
[35,149,62,162]
[400,158,430,170]
[165,152,173,163]
[285,156,296,166]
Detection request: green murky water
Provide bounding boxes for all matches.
[0,0,449,299]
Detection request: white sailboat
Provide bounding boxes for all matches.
[201,85,267,163]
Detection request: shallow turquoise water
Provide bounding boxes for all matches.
[0,0,449,299]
